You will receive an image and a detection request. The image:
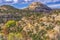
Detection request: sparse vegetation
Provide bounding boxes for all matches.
[5,20,16,28]
[0,2,60,40]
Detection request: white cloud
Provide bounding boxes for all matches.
[20,0,32,4]
[24,0,28,2]
[5,0,12,2]
[48,4,60,8]
[4,0,18,4]
[13,0,18,3]
[1,0,60,4]
[24,0,32,2]
[34,0,60,4]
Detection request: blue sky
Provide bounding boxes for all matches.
[0,0,60,9]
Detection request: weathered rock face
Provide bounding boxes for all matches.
[28,2,52,12]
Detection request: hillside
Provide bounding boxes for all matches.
[0,5,19,12]
[0,2,52,23]
[0,2,60,40]
[24,2,52,12]
[29,2,51,11]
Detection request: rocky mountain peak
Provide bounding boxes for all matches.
[28,2,52,12]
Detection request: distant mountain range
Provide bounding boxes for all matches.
[0,2,59,23]
[0,2,52,12]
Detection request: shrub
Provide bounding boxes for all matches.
[8,33,23,40]
[5,20,16,28]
